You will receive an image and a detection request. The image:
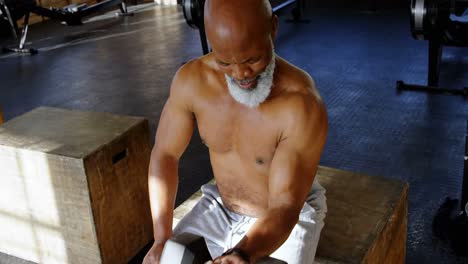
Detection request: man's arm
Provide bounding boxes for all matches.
[144,64,196,263]
[234,92,328,263]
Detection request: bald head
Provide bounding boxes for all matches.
[204,0,277,52]
[204,0,279,104]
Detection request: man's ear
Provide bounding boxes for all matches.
[271,14,278,40]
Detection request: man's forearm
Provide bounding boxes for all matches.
[234,207,299,263]
[148,152,179,243]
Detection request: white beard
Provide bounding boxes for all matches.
[225,53,276,108]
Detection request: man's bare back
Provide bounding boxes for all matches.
[181,54,323,217]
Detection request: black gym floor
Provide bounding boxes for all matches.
[1,3,468,264]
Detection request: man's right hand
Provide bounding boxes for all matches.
[143,242,166,264]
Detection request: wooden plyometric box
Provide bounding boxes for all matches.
[0,106,4,124]
[314,167,408,264]
[0,107,153,264]
[173,166,408,264]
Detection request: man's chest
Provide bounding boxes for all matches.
[193,101,280,166]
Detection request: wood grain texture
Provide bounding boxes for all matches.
[361,181,408,264]
[0,107,143,158]
[0,148,101,264]
[84,119,153,264]
[173,166,408,264]
[0,106,3,124]
[39,0,70,8]
[0,107,153,264]
[316,167,408,264]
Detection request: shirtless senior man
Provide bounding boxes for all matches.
[143,0,328,263]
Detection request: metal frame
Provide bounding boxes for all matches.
[396,0,468,97]
[0,0,19,39]
[1,0,132,55]
[1,0,36,54]
[273,0,297,12]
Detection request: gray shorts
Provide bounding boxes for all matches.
[172,178,327,264]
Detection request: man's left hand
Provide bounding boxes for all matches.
[204,254,249,264]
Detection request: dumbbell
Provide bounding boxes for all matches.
[160,239,287,264]
[160,240,195,264]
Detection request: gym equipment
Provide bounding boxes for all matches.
[181,0,307,55]
[396,0,468,96]
[432,121,468,256]
[160,239,287,264]
[182,0,208,55]
[0,0,133,55]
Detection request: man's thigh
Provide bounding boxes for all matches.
[172,184,230,258]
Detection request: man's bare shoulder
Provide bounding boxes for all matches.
[172,58,203,87]
[171,55,219,97]
[272,92,326,136]
[275,57,319,96]
[272,57,325,119]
